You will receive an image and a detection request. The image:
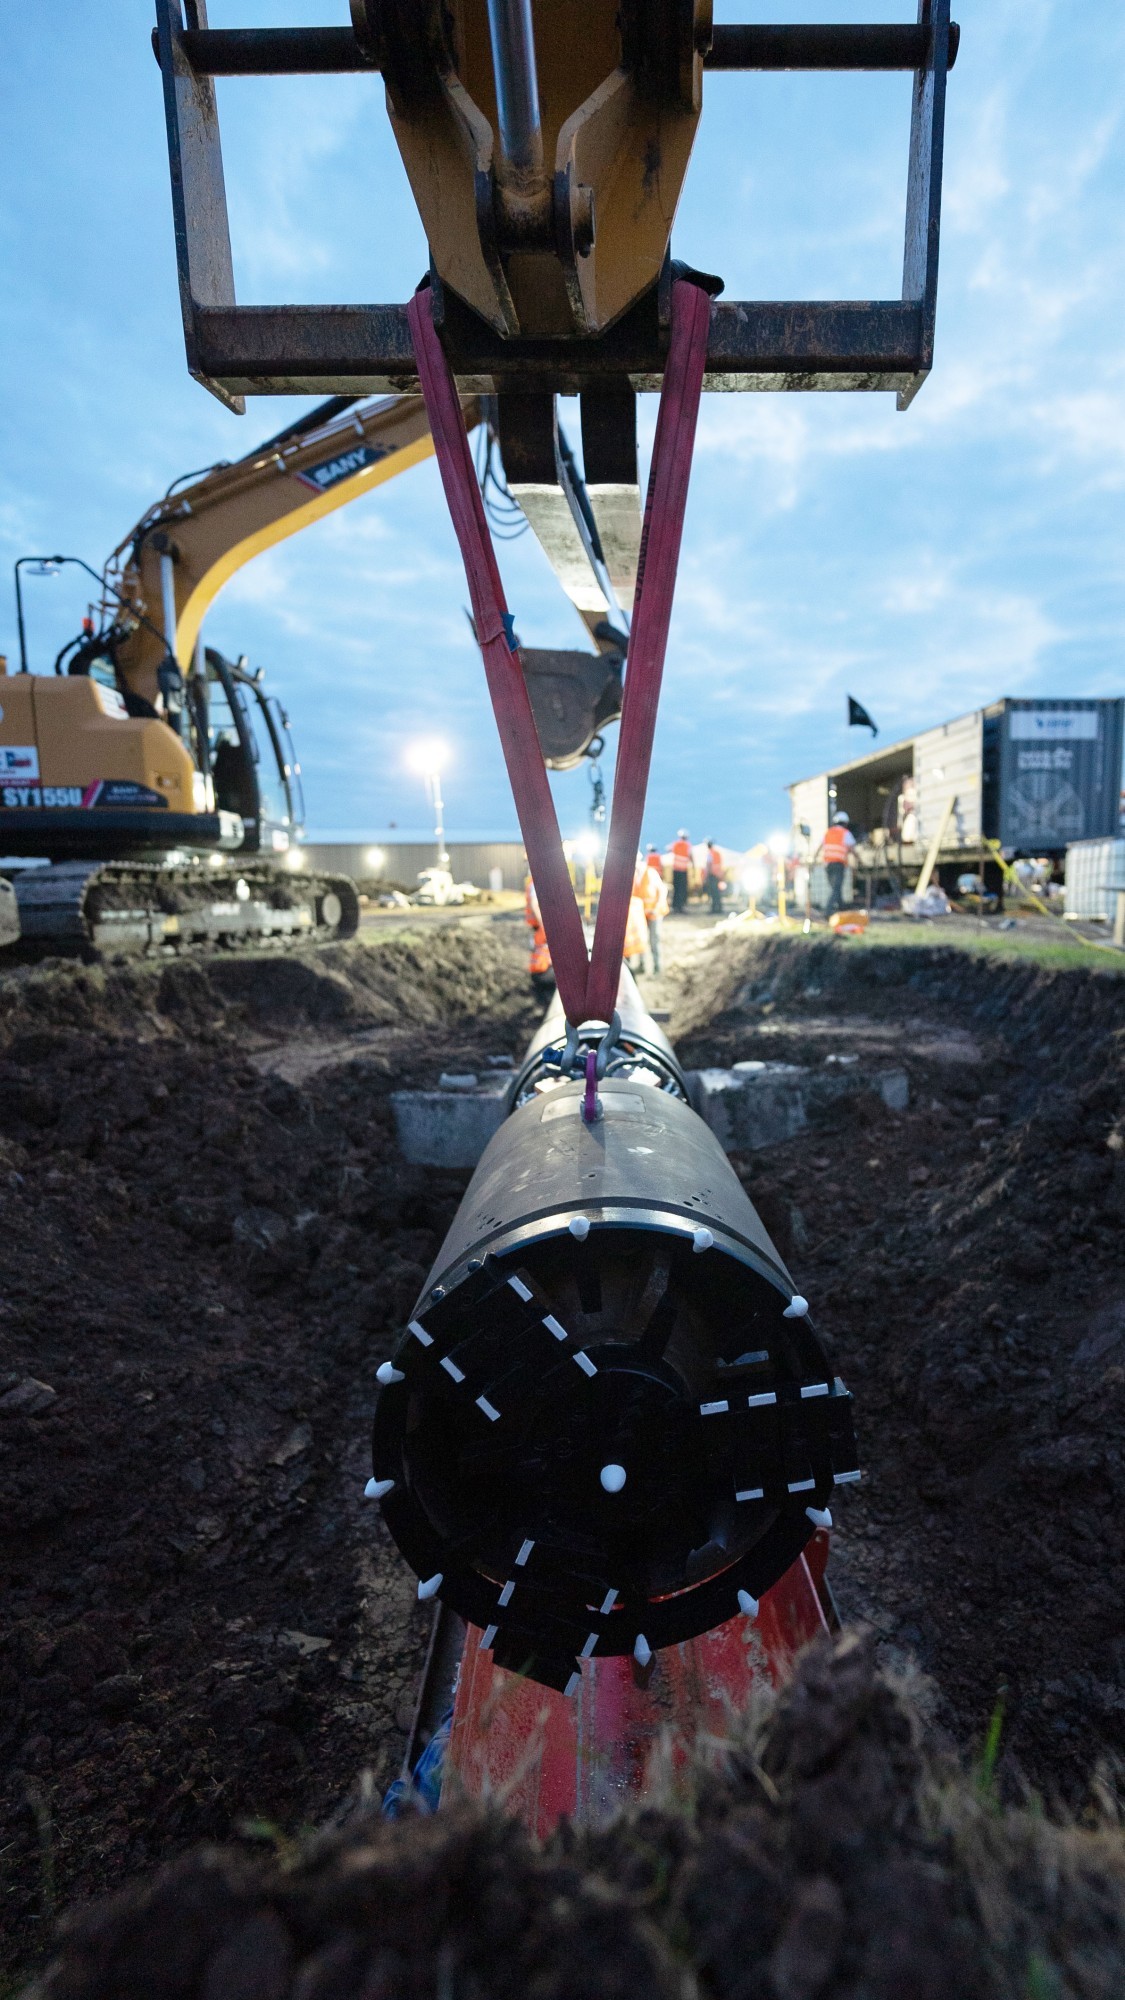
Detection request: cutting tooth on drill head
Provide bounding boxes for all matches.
[736,1486,764,1502]
[564,1672,581,1698]
[783,1295,809,1318]
[692,1226,714,1253]
[376,1362,404,1385]
[580,1632,599,1659]
[700,1399,729,1416]
[788,1478,815,1493]
[508,1275,533,1302]
[568,1215,590,1240]
[573,1350,597,1377]
[833,1469,862,1485]
[497,1580,515,1607]
[417,1573,443,1600]
[364,1477,395,1501]
[800,1382,829,1399]
[479,1624,498,1650]
[440,1356,466,1382]
[600,1464,626,1493]
[633,1633,652,1667]
[599,1588,618,1614]
[408,1319,433,1347]
[737,1589,760,1618]
[475,1395,501,1421]
[515,1539,535,1566]
[543,1314,568,1341]
[748,1390,777,1408]
[806,1505,833,1530]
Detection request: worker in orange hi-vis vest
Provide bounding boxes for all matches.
[624,857,651,976]
[524,875,555,998]
[670,829,692,913]
[817,812,857,918]
[640,849,669,974]
[703,839,726,917]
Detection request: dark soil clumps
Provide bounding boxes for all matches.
[671,933,1125,1805]
[0,924,536,1981]
[24,1635,1125,2000]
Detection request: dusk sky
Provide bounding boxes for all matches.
[4,2,1124,847]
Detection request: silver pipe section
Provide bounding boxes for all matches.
[159,552,178,659]
[485,0,543,176]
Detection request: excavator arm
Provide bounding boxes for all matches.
[108,393,477,706]
[104,388,628,771]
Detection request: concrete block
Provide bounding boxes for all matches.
[391,1075,510,1168]
[686,1062,909,1153]
[392,1062,910,1169]
[0,878,18,949]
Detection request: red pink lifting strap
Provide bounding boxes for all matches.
[407,277,711,1028]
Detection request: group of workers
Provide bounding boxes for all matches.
[526,813,860,989]
[525,833,729,994]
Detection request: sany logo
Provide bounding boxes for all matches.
[294,442,390,494]
[1,745,40,778]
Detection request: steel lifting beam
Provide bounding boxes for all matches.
[171,22,960,78]
[153,0,953,413]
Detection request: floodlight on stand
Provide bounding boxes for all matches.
[406,739,451,868]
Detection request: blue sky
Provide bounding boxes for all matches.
[3,2,1124,846]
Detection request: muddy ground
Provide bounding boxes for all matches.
[3,918,1125,1990]
[0,922,536,1980]
[24,1633,1125,2000]
[672,931,1125,1801]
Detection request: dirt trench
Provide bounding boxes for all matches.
[3,921,1125,1991]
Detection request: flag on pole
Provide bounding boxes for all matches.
[847,696,878,736]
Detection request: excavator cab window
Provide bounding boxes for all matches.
[204,646,300,853]
[205,656,258,829]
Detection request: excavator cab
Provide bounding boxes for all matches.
[197,646,303,855]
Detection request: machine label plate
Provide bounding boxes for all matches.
[0,779,168,810]
[294,442,390,494]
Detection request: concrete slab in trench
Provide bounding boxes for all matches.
[390,1060,909,1168]
[686,1061,909,1152]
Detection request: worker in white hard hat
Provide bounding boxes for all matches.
[818,811,857,918]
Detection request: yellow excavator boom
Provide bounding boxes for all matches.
[109,394,480,707]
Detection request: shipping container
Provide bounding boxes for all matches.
[788,698,1124,894]
[988,701,1124,850]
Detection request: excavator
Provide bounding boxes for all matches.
[2,390,631,952]
[149,0,957,1830]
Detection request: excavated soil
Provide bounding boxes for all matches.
[4,920,1125,1993]
[0,922,535,1982]
[22,1635,1125,2000]
[672,932,1125,1806]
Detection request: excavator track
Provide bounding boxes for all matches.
[11,860,359,955]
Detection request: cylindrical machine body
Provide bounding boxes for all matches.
[372,987,858,1690]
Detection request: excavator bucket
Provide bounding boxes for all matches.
[522,648,622,770]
